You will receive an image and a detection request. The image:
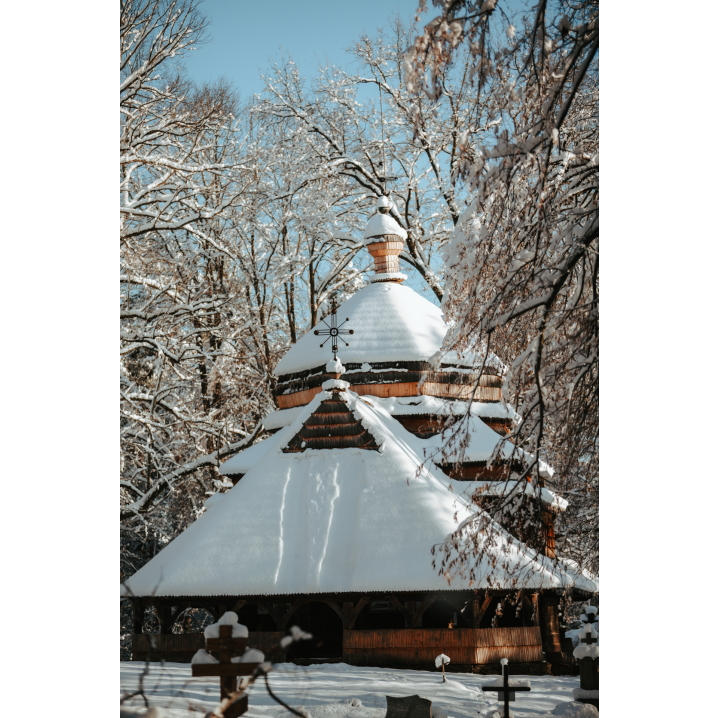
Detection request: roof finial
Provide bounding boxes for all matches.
[377,194,392,214]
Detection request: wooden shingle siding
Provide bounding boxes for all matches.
[283,396,379,452]
[342,627,543,666]
[275,359,503,402]
[277,370,488,394]
[276,382,501,410]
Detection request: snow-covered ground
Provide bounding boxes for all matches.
[120,661,583,718]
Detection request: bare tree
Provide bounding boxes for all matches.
[120,0,273,575]
[404,1,599,576]
[254,18,514,302]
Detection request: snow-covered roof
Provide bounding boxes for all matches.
[124,388,595,598]
[369,272,407,283]
[219,428,291,475]
[421,415,517,465]
[223,398,517,474]
[454,480,569,512]
[364,213,408,241]
[262,396,517,432]
[275,282,471,376]
[419,414,554,478]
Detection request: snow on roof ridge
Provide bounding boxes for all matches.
[262,396,518,432]
[369,272,407,283]
[455,480,569,512]
[363,212,408,241]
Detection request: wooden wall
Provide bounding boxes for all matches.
[342,626,543,667]
[131,631,282,663]
[277,382,501,410]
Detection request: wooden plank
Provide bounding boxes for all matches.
[277,387,323,408]
[223,693,249,718]
[342,627,542,651]
[342,645,543,666]
[245,632,282,652]
[132,632,278,662]
[133,633,206,652]
[276,378,502,409]
[191,663,260,678]
[205,637,248,653]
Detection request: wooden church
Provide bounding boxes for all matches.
[122,196,597,674]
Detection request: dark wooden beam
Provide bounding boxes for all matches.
[410,594,438,628]
[158,605,173,635]
[472,595,493,628]
[437,594,471,626]
[255,600,282,630]
[521,594,535,627]
[532,593,540,626]
[386,596,413,626]
[278,597,308,630]
[131,598,145,634]
[325,600,352,628]
[347,597,370,628]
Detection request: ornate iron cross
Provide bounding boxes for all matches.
[314,298,353,361]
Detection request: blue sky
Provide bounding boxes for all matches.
[182,0,423,100]
[178,0,527,304]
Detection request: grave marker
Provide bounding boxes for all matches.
[572,612,599,710]
[191,614,262,718]
[481,659,531,717]
[385,694,432,718]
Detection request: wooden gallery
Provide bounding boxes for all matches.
[122,196,597,674]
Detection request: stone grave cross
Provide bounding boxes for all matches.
[481,659,531,718]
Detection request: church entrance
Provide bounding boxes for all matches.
[286,601,344,659]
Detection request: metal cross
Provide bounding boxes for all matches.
[481,660,531,718]
[313,298,353,361]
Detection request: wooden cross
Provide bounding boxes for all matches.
[191,624,261,718]
[314,298,353,361]
[481,660,531,718]
[580,630,598,646]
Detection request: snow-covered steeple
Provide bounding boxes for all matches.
[364,195,408,283]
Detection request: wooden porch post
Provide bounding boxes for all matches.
[158,604,173,635]
[538,592,562,669]
[131,599,145,634]
[472,594,492,629]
